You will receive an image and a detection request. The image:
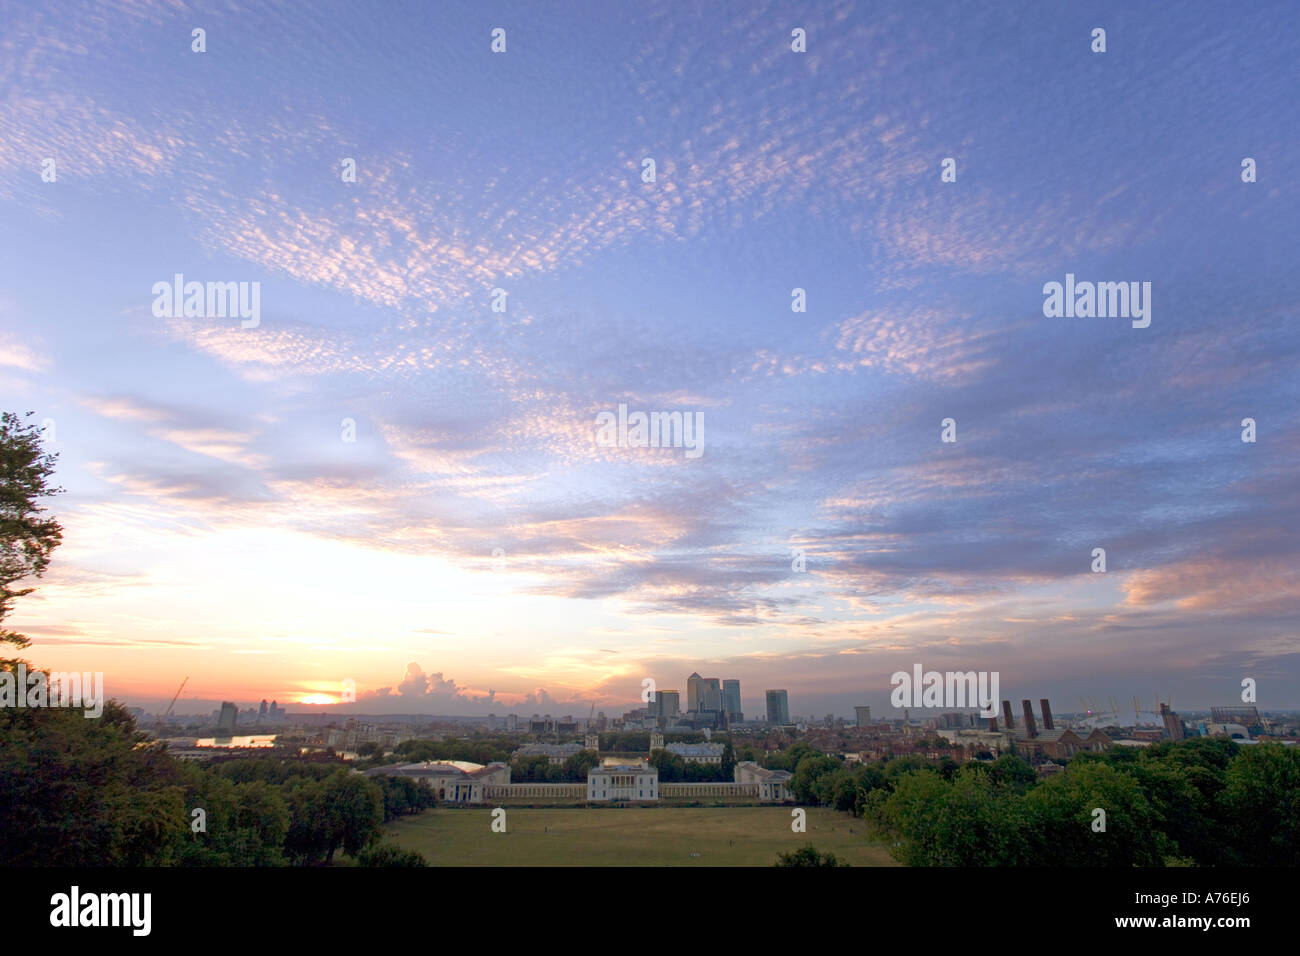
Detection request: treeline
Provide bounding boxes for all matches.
[784,738,1300,866]
[385,732,735,783]
[391,736,516,765]
[0,702,434,866]
[649,744,736,782]
[512,751,601,782]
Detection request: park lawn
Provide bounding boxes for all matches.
[384,806,899,866]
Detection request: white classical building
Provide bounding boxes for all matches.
[734,761,793,802]
[363,761,511,803]
[586,757,659,801]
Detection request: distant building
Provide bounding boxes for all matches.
[1000,699,1111,759]
[1207,722,1252,740]
[766,690,790,725]
[587,758,658,802]
[259,700,268,718]
[723,679,743,722]
[364,761,510,803]
[217,702,238,733]
[1210,706,1261,733]
[687,673,723,714]
[854,705,871,727]
[666,742,725,764]
[658,690,680,720]
[734,761,793,802]
[1160,703,1187,742]
[687,673,704,713]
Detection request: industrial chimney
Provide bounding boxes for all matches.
[1022,699,1038,738]
[1040,699,1054,731]
[1001,700,1015,730]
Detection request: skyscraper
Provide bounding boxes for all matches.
[659,690,680,718]
[686,672,703,712]
[217,701,238,733]
[702,677,722,713]
[854,705,871,726]
[723,680,742,722]
[766,689,789,725]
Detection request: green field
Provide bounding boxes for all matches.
[384,806,899,866]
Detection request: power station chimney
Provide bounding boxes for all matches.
[1040,699,1054,731]
[1001,700,1015,730]
[1022,699,1038,738]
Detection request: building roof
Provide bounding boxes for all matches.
[666,742,725,757]
[736,760,792,782]
[599,756,650,770]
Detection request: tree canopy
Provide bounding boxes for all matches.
[0,411,63,668]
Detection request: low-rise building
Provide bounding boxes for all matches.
[734,761,793,802]
[665,742,725,764]
[586,757,658,801]
[363,760,511,803]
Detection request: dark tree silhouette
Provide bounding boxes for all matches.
[1,411,63,668]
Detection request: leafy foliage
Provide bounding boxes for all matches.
[0,411,63,668]
[775,844,848,867]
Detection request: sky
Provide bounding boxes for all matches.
[2,0,1297,719]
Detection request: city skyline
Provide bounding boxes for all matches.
[3,1,1298,716]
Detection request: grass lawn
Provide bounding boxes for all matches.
[383,806,899,866]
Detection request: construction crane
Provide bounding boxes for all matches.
[162,676,189,725]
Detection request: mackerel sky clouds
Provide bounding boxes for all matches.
[2,0,1297,716]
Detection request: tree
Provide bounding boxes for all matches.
[1220,743,1300,866]
[720,739,737,778]
[648,749,686,782]
[356,841,428,867]
[561,749,601,782]
[1,412,63,668]
[775,844,848,867]
[283,778,331,865]
[986,753,1036,792]
[1023,761,1168,866]
[0,701,190,865]
[322,770,385,862]
[788,754,840,802]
